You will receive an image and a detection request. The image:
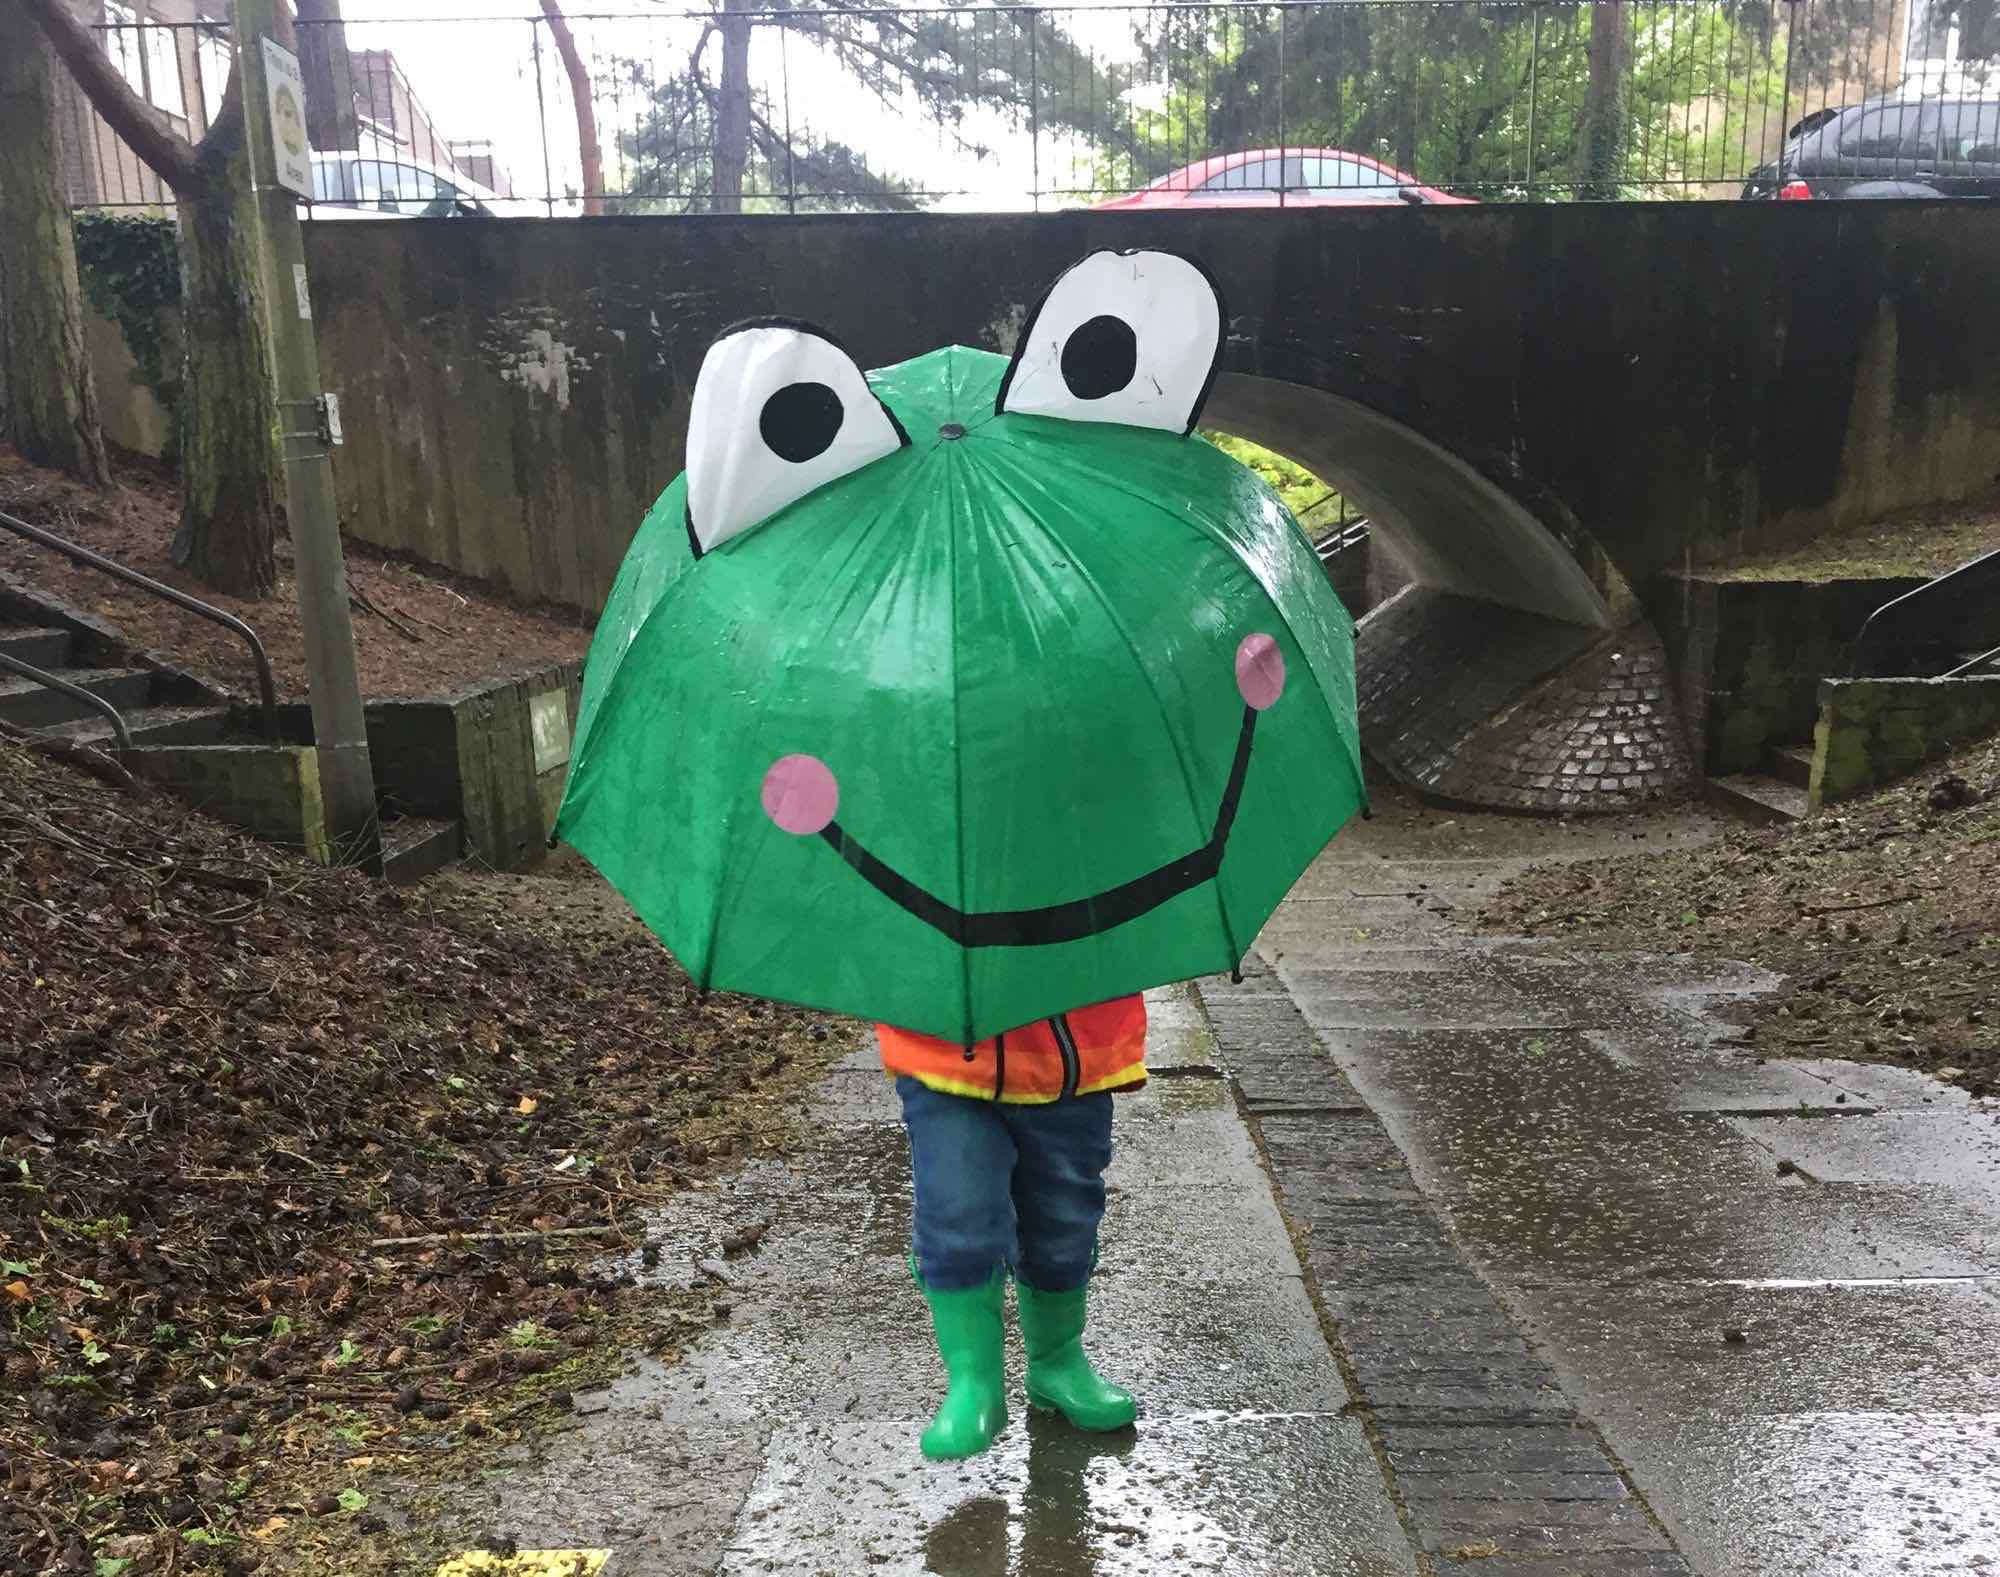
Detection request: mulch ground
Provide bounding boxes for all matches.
[0,447,590,701]
[1699,486,2000,581]
[1479,734,2000,1096]
[0,738,853,1576]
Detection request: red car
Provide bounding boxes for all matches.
[1093,147,1472,209]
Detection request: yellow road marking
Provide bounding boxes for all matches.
[433,1552,611,1576]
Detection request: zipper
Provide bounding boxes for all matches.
[1050,1015,1080,1101]
[994,1032,1006,1102]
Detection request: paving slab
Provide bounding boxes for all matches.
[720,1412,1413,1576]
[1269,828,2000,1577]
[452,983,1408,1573]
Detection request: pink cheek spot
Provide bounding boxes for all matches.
[762,754,839,836]
[1236,633,1286,711]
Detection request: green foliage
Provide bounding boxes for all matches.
[70,213,182,443]
[616,4,1135,211]
[1202,431,1344,532]
[1094,1,1810,200]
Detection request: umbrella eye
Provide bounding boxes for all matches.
[685,318,911,559]
[995,249,1225,436]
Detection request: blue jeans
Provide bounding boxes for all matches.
[897,1076,1114,1293]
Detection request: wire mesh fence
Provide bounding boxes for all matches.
[57,1,1999,215]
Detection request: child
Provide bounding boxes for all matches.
[876,995,1147,1460]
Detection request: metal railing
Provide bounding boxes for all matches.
[0,507,278,739]
[1314,517,1373,562]
[58,3,1997,215]
[0,649,135,751]
[1850,545,2000,678]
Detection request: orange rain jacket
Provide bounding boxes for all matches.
[875,995,1148,1104]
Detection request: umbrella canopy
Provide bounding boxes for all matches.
[557,250,1364,1044]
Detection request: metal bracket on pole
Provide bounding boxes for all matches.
[275,395,342,455]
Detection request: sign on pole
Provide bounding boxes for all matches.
[260,37,312,198]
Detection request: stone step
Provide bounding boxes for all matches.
[1766,744,1816,790]
[40,705,233,750]
[0,666,155,730]
[382,816,462,885]
[0,624,72,670]
[1706,772,1808,824]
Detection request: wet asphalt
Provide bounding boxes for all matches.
[455,794,2000,1575]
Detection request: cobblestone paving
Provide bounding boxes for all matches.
[1358,588,1693,813]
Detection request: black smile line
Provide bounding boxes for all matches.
[816,705,1260,948]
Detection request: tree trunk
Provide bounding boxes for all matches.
[171,113,278,598]
[19,0,279,597]
[539,1,604,214]
[296,0,357,151]
[1579,0,1629,199]
[712,14,753,213]
[0,5,109,485]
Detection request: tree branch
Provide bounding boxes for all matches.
[539,1,605,214]
[19,0,200,191]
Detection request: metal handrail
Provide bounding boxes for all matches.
[0,507,276,737]
[1314,519,1372,562]
[1850,546,2000,679]
[1943,643,2000,679]
[0,650,134,751]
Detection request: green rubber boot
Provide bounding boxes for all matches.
[914,1266,1009,1461]
[1016,1280,1136,1432]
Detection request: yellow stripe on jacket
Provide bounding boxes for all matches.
[875,995,1148,1104]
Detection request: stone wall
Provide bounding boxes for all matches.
[1810,675,2000,807]
[1646,574,1928,775]
[131,744,331,863]
[268,660,582,872]
[296,203,2000,616]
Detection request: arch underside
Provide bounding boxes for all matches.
[1204,375,1693,814]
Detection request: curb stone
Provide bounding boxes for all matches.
[1196,960,1696,1577]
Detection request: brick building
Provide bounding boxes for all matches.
[54,2,512,210]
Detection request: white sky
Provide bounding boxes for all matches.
[328,2,1164,211]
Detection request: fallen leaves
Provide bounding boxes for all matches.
[0,735,847,1572]
[1480,733,2000,1096]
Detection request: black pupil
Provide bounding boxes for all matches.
[1060,315,1139,401]
[760,381,845,463]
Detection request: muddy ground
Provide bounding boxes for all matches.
[0,740,854,1577]
[1481,733,2000,1096]
[0,448,590,701]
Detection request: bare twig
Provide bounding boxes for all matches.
[368,1224,621,1251]
[1800,893,1919,918]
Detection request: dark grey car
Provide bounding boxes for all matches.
[1742,97,2000,199]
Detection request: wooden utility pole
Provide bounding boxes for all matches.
[234,0,381,873]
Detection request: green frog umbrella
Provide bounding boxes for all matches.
[555,250,1365,1044]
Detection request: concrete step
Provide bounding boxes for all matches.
[0,666,154,730]
[382,816,462,885]
[1767,744,1816,790]
[40,705,232,750]
[0,624,72,670]
[1707,772,1808,824]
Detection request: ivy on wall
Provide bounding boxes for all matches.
[71,212,183,458]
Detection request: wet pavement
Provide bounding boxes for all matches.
[1259,800,2000,1577]
[448,795,2000,1575]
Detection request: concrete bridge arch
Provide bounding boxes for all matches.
[305,203,2000,813]
[1201,373,1686,813]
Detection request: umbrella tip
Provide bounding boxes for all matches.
[938,423,967,441]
